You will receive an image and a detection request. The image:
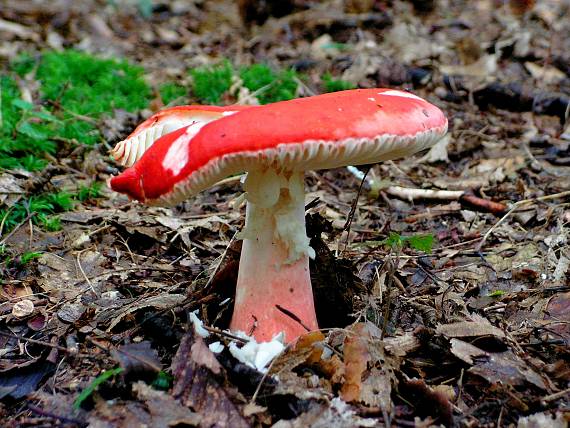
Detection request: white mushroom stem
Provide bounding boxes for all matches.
[230,168,318,342]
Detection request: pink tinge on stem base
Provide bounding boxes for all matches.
[230,236,318,343]
[229,175,319,343]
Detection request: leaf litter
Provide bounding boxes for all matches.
[1,0,570,426]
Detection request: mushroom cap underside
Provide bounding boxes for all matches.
[110,89,448,205]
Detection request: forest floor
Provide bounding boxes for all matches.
[1,0,569,427]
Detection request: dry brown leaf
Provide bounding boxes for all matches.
[340,324,371,402]
[132,381,202,427]
[107,294,185,331]
[12,299,34,318]
[436,316,505,339]
[468,351,547,390]
[543,291,570,345]
[172,330,248,428]
[111,341,161,374]
[450,338,489,364]
[340,322,396,411]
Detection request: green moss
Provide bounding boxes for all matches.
[11,52,36,77]
[190,61,234,105]
[159,82,188,106]
[37,50,150,116]
[1,50,152,170]
[189,61,300,105]
[239,64,298,104]
[322,73,355,93]
[0,76,55,171]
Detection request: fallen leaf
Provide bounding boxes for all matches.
[107,294,186,331]
[111,341,161,375]
[468,351,547,390]
[0,361,55,400]
[57,302,86,323]
[543,292,570,345]
[272,397,378,428]
[12,299,34,318]
[436,316,505,339]
[172,329,248,428]
[132,381,201,427]
[340,322,396,413]
[399,378,453,426]
[450,338,489,364]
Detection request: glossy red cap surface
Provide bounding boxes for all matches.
[110,89,448,204]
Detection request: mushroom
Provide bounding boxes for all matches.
[109,89,448,342]
[111,104,255,168]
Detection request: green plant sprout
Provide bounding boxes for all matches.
[77,182,103,202]
[0,192,74,233]
[73,367,124,409]
[358,232,435,254]
[20,251,42,265]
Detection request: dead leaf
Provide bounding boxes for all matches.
[272,397,378,428]
[468,351,547,390]
[544,291,570,345]
[12,299,34,318]
[340,322,395,412]
[57,302,86,323]
[107,294,186,331]
[524,62,566,85]
[436,315,505,339]
[450,338,489,364]
[400,378,453,426]
[132,381,201,427]
[172,330,248,428]
[111,341,161,374]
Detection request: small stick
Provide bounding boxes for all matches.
[338,166,370,256]
[202,325,248,344]
[460,194,506,214]
[477,190,570,251]
[0,330,93,359]
[385,186,464,201]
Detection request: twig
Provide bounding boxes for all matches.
[26,403,86,427]
[0,330,94,359]
[338,166,370,256]
[385,186,464,201]
[202,325,248,344]
[76,249,96,295]
[460,194,506,214]
[477,190,570,251]
[541,387,570,403]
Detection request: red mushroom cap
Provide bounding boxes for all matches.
[110,89,447,204]
[111,105,255,167]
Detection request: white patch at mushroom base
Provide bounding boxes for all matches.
[162,122,206,176]
[228,332,285,372]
